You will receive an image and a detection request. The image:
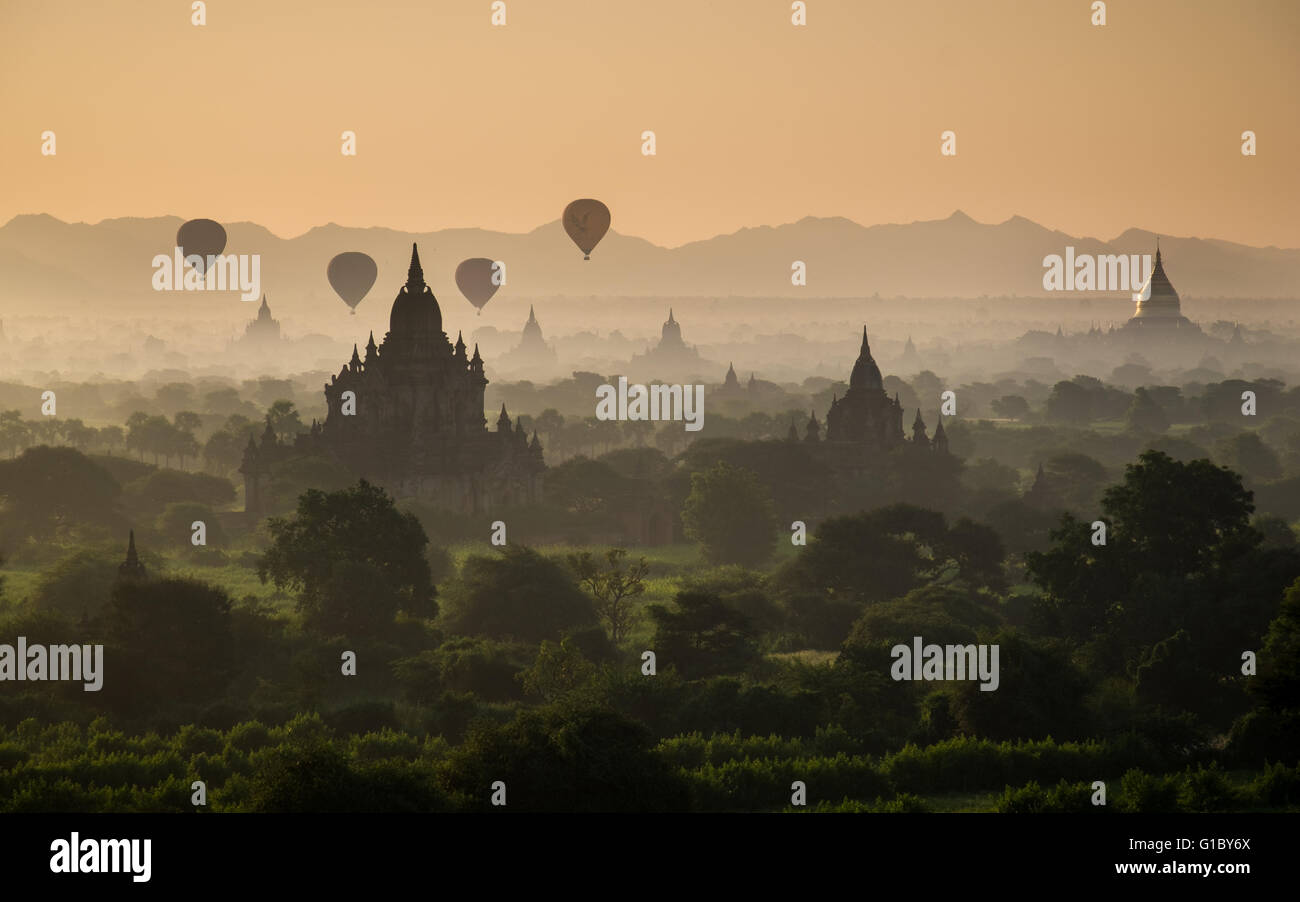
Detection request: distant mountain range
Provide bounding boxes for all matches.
[1,211,1296,319]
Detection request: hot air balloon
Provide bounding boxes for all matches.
[176,219,227,276]
[563,199,610,260]
[327,252,378,314]
[455,258,501,315]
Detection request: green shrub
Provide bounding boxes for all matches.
[996,779,1097,813]
[1249,762,1300,807]
[225,720,272,755]
[1178,763,1239,812]
[1117,769,1181,812]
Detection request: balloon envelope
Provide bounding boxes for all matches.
[176,219,227,275]
[455,258,500,312]
[327,252,378,312]
[563,199,610,259]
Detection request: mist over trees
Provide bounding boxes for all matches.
[2,334,1300,812]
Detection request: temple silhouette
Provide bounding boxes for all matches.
[799,327,948,475]
[241,245,544,516]
[626,308,711,379]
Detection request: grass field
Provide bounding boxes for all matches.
[2,537,780,630]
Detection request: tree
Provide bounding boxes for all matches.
[947,631,1092,741]
[1027,450,1299,673]
[266,400,305,443]
[622,419,655,447]
[32,547,125,620]
[1215,432,1281,483]
[844,583,1000,653]
[535,408,564,444]
[202,387,245,416]
[126,414,181,465]
[944,517,1008,590]
[1045,380,1092,425]
[157,502,224,549]
[203,430,245,476]
[589,417,621,455]
[174,411,203,434]
[1125,387,1169,433]
[0,410,30,458]
[681,461,778,567]
[167,423,200,469]
[991,395,1030,420]
[154,382,195,413]
[60,419,96,451]
[442,706,688,812]
[97,425,124,455]
[123,469,235,520]
[1135,629,1234,722]
[259,480,436,630]
[439,545,596,643]
[27,418,62,447]
[1039,452,1109,514]
[775,506,937,606]
[567,548,650,645]
[647,590,760,679]
[519,637,597,702]
[104,576,235,716]
[1253,578,1300,713]
[0,447,121,541]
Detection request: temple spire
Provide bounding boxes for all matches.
[119,530,147,581]
[406,243,424,289]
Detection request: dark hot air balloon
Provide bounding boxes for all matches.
[563,199,610,260]
[327,252,378,314]
[455,258,501,315]
[176,219,227,276]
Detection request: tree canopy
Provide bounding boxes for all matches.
[258,480,436,633]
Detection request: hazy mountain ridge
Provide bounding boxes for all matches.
[2,212,1297,322]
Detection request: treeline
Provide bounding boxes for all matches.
[3,431,1300,810]
[1,714,1295,813]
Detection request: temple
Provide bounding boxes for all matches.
[824,328,906,447]
[244,294,281,344]
[499,304,559,371]
[241,244,544,516]
[520,305,545,350]
[1123,242,1200,332]
[118,530,148,582]
[805,327,946,474]
[716,362,782,405]
[627,308,709,379]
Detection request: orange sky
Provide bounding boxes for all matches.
[2,0,1297,248]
